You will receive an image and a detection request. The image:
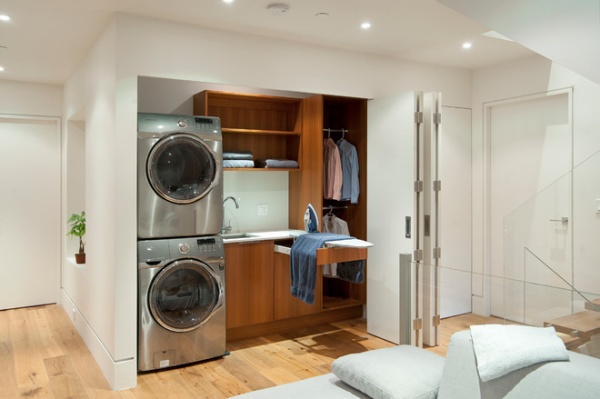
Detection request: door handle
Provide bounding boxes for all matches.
[549,217,568,223]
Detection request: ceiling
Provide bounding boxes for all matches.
[0,0,535,85]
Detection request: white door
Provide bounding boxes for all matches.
[367,92,417,344]
[488,90,572,324]
[0,116,61,309]
[367,94,473,345]
[440,106,472,318]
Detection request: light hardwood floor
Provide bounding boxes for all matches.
[0,305,500,398]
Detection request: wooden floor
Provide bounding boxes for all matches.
[0,305,500,398]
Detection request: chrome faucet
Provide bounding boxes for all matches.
[224,196,240,209]
[222,196,240,233]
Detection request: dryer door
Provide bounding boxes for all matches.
[149,259,223,332]
[147,133,218,204]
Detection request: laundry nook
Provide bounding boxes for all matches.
[2,1,600,398]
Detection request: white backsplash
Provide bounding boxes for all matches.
[222,171,289,233]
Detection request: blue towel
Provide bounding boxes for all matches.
[290,233,352,304]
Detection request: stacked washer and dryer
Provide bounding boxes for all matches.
[137,113,227,372]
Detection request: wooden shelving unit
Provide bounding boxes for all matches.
[193,91,303,170]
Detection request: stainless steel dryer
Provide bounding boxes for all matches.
[138,236,226,371]
[138,113,223,239]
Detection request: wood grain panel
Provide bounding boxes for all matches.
[289,95,324,230]
[316,247,367,265]
[273,252,322,320]
[224,241,274,328]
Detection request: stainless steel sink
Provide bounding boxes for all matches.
[221,232,254,239]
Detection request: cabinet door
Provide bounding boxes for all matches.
[273,251,322,320]
[225,241,274,328]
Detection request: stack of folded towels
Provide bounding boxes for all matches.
[223,151,254,168]
[255,159,299,169]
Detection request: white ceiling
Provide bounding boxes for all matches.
[0,0,535,85]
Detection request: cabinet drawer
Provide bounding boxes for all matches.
[274,244,368,264]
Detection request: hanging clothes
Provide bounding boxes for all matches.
[322,212,350,277]
[323,138,343,200]
[337,138,360,204]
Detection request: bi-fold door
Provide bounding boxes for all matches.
[367,92,455,347]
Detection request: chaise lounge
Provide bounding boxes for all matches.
[231,325,600,399]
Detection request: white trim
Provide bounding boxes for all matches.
[60,289,137,390]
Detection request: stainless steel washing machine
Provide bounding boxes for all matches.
[138,113,223,239]
[138,236,226,371]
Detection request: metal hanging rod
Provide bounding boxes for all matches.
[323,128,347,140]
[323,128,347,134]
[323,205,348,211]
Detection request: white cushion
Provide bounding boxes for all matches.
[470,324,569,382]
[331,345,444,399]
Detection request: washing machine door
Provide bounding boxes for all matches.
[147,133,218,204]
[149,259,223,332]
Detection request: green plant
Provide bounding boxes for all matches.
[67,211,86,255]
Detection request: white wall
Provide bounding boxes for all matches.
[62,12,473,389]
[471,54,600,316]
[62,19,139,390]
[0,80,62,115]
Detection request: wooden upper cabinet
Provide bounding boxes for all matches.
[193,91,303,171]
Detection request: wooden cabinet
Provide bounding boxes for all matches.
[225,239,365,341]
[273,241,322,320]
[290,95,369,309]
[193,90,302,170]
[224,241,274,328]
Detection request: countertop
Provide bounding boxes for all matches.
[222,230,373,248]
[221,229,305,243]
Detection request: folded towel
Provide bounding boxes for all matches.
[470,324,569,381]
[223,151,253,160]
[290,233,352,304]
[255,159,299,168]
[223,160,255,168]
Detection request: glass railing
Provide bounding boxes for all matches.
[405,260,600,356]
[499,149,600,354]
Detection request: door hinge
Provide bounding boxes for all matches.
[433,247,441,260]
[414,111,423,124]
[413,318,423,331]
[433,112,442,124]
[413,249,423,262]
[432,315,441,327]
[433,180,442,192]
[414,180,424,193]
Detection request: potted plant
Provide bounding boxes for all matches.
[67,211,86,264]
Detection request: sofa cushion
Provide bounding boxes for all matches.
[438,330,600,399]
[470,324,569,381]
[331,345,445,399]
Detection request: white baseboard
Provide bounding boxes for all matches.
[59,289,137,390]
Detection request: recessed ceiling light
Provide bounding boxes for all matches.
[0,66,5,72]
[315,12,329,19]
[361,21,371,30]
[0,15,10,22]
[222,0,234,3]
[462,42,473,49]
[267,3,290,16]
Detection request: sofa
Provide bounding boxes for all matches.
[230,325,600,399]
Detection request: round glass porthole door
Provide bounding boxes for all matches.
[147,134,217,204]
[149,259,222,332]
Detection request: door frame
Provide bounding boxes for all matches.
[0,113,62,309]
[477,87,574,316]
